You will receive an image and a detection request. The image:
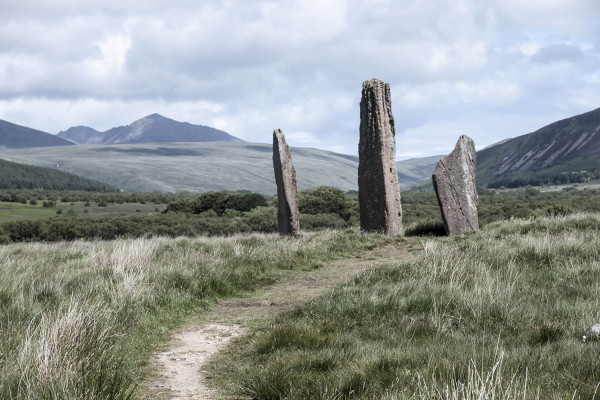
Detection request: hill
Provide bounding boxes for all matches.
[0,142,357,193]
[396,155,443,186]
[0,158,116,191]
[0,119,75,149]
[57,114,243,144]
[477,107,600,188]
[57,126,105,144]
[0,142,434,193]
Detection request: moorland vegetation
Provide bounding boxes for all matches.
[3,184,600,398]
[0,228,388,399]
[211,213,600,399]
[3,211,600,398]
[1,185,600,243]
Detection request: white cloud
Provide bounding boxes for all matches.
[0,0,599,158]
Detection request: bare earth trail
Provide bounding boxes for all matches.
[150,239,422,399]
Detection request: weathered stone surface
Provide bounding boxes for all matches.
[358,78,403,235]
[273,129,300,234]
[432,135,479,235]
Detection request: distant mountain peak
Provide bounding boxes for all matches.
[144,113,166,119]
[57,114,243,145]
[0,119,74,149]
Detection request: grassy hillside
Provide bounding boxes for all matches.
[396,155,442,187]
[0,142,438,193]
[0,142,359,193]
[0,158,116,191]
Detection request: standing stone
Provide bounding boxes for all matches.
[432,135,479,235]
[358,78,403,235]
[273,129,300,235]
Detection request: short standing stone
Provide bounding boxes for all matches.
[273,129,300,234]
[432,135,479,235]
[358,78,403,235]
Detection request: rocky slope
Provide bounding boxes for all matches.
[478,107,600,187]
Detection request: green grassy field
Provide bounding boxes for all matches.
[0,200,165,223]
[55,201,165,218]
[0,201,57,223]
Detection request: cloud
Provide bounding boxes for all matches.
[530,44,585,64]
[0,0,599,158]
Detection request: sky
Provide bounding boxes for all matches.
[1,0,599,159]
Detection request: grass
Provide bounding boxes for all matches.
[210,213,600,399]
[6,212,600,399]
[0,201,57,223]
[0,228,387,399]
[54,201,164,218]
[0,201,164,224]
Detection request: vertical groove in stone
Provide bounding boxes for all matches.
[432,135,479,235]
[358,78,403,235]
[273,129,299,235]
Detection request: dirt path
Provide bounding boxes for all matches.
[150,240,420,399]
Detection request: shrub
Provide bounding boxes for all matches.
[298,186,358,222]
[544,204,573,217]
[166,192,268,215]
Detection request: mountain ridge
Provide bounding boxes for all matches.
[477,107,600,187]
[0,119,75,149]
[57,114,243,144]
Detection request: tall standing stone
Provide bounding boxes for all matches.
[358,78,403,235]
[273,129,300,235]
[432,135,479,235]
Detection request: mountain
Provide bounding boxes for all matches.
[396,155,443,186]
[57,126,105,144]
[0,158,116,191]
[58,114,243,144]
[0,119,75,149]
[477,107,600,188]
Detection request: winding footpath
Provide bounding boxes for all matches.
[149,240,420,399]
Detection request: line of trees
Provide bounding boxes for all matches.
[488,169,600,189]
[0,159,117,191]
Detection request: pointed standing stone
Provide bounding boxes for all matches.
[358,78,403,235]
[432,135,479,235]
[273,129,300,235]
